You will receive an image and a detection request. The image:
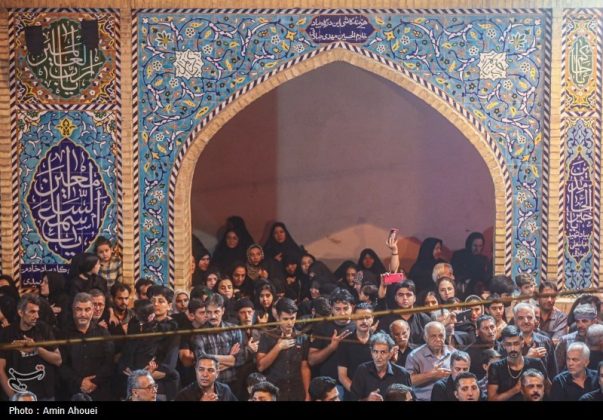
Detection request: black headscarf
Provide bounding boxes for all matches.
[212,228,248,273]
[357,248,387,276]
[408,237,445,295]
[451,232,491,295]
[263,222,304,262]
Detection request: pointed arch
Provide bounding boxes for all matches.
[171,46,511,289]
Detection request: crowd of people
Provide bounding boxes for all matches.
[0,216,602,402]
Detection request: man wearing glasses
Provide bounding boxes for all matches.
[487,325,548,401]
[127,370,158,401]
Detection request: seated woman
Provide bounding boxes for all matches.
[451,232,491,296]
[263,222,304,264]
[357,248,387,276]
[408,237,446,296]
[213,228,248,274]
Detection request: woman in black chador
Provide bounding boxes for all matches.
[408,237,446,296]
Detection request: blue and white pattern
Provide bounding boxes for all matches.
[18,111,118,286]
[135,10,550,285]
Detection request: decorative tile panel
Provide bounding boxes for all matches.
[135,10,551,285]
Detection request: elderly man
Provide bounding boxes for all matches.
[127,370,158,401]
[555,304,598,372]
[550,342,598,401]
[405,321,453,401]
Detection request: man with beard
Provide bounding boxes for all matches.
[337,303,374,400]
[59,293,114,400]
[350,332,412,401]
[108,283,134,336]
[191,293,244,391]
[175,355,237,401]
[555,304,598,372]
[0,294,61,400]
[520,369,546,401]
[538,281,568,344]
[488,325,548,401]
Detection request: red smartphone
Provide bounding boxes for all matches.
[383,272,406,285]
[388,228,399,242]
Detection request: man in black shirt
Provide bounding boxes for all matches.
[431,350,471,401]
[0,294,61,400]
[257,298,310,401]
[467,315,500,379]
[380,281,430,345]
[550,342,598,401]
[308,288,354,381]
[579,361,603,401]
[59,292,115,400]
[175,355,237,401]
[488,325,548,401]
[350,332,413,401]
[337,302,374,400]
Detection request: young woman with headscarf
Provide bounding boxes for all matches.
[212,228,248,273]
[263,222,304,264]
[357,248,387,276]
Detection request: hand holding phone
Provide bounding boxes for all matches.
[382,272,406,285]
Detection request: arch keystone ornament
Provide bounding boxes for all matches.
[133,10,551,289]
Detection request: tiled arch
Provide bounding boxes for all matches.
[171,46,510,290]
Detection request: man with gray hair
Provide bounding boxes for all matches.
[405,321,453,401]
[555,304,598,372]
[513,302,557,379]
[550,342,598,400]
[350,332,412,401]
[431,350,472,401]
[127,370,158,401]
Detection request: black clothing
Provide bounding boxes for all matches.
[431,376,456,401]
[258,328,309,401]
[59,322,115,400]
[336,334,372,399]
[467,339,501,379]
[408,237,445,295]
[309,321,355,379]
[0,322,57,399]
[380,313,431,346]
[350,361,412,400]
[550,369,599,401]
[579,389,603,401]
[488,357,547,401]
[174,381,237,401]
